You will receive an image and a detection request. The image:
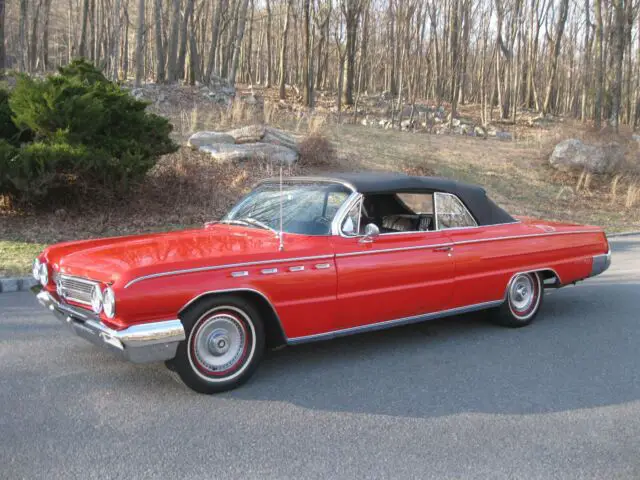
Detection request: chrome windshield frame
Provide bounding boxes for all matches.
[224,180,357,237]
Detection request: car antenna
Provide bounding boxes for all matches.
[278,164,284,251]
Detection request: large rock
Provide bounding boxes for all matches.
[227,124,266,144]
[262,127,299,153]
[549,139,624,174]
[187,131,235,148]
[199,143,298,165]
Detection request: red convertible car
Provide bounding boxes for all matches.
[32,173,611,393]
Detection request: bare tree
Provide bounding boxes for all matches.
[153,0,165,81]
[5,0,640,132]
[264,0,273,86]
[594,0,604,128]
[278,0,292,99]
[341,0,364,105]
[79,0,90,57]
[134,0,145,86]
[19,0,28,71]
[302,0,312,106]
[228,0,250,85]
[177,0,195,80]
[165,0,182,82]
[542,0,570,114]
[0,0,4,73]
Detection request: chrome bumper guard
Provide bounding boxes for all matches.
[590,248,611,277]
[32,286,185,363]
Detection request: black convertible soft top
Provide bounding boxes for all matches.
[263,172,516,227]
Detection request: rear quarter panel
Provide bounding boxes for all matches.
[446,221,607,308]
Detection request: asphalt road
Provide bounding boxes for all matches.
[1,236,639,480]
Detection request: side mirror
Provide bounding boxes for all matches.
[359,223,380,243]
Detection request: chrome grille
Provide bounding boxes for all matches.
[57,275,98,306]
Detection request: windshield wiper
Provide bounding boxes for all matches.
[218,218,278,236]
[242,217,279,235]
[217,219,252,227]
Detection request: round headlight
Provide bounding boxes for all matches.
[103,288,116,319]
[90,285,103,314]
[38,262,49,286]
[32,258,41,280]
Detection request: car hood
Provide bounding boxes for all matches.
[44,224,284,286]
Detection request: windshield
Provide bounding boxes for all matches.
[223,183,352,235]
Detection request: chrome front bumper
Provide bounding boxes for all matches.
[32,286,185,363]
[590,248,612,277]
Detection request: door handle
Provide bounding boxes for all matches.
[432,245,453,252]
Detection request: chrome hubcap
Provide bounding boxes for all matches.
[510,275,535,312]
[192,314,246,373]
[207,330,231,355]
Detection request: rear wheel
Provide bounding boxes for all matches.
[491,272,543,327]
[169,296,265,393]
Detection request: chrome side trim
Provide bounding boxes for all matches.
[287,300,504,344]
[333,230,601,258]
[335,242,453,258]
[126,230,597,287]
[124,254,334,288]
[453,229,601,246]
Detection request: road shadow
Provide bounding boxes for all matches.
[6,273,638,422]
[221,280,640,419]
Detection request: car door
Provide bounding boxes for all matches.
[432,191,511,308]
[331,194,455,332]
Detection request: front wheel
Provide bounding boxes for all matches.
[491,272,543,328]
[169,296,265,394]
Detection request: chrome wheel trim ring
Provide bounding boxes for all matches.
[187,306,256,383]
[508,273,540,320]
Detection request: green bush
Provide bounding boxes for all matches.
[0,90,29,146]
[0,59,178,204]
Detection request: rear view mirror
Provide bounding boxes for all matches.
[359,223,380,243]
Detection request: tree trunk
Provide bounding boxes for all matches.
[228,0,250,85]
[0,0,5,73]
[278,0,292,99]
[594,0,604,128]
[134,0,145,86]
[79,0,90,57]
[581,0,592,121]
[41,0,52,68]
[342,0,363,106]
[206,0,227,80]
[187,13,199,84]
[165,0,181,82]
[542,0,569,114]
[111,0,123,80]
[19,0,28,71]
[177,0,195,80]
[153,0,165,81]
[264,0,273,86]
[302,0,311,106]
[609,0,625,131]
